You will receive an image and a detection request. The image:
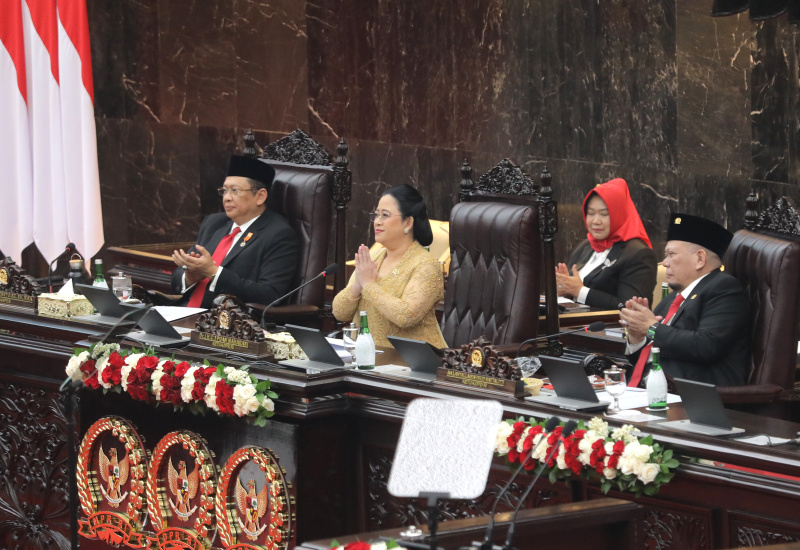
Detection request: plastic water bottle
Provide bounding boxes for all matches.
[646,347,668,410]
[354,311,375,370]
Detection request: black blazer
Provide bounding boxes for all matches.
[171,211,299,309]
[567,239,657,309]
[627,269,750,387]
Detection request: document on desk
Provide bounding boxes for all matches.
[734,435,793,446]
[152,306,207,322]
[595,387,682,410]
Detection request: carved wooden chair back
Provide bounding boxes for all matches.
[720,193,800,416]
[441,159,559,348]
[242,130,351,313]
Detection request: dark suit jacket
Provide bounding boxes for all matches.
[171,211,299,309]
[627,269,750,387]
[567,239,657,309]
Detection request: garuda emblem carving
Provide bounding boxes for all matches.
[99,447,129,507]
[168,459,199,521]
[236,478,269,540]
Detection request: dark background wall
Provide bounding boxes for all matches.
[77,0,799,268]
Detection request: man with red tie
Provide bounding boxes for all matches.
[170,155,299,309]
[620,213,750,387]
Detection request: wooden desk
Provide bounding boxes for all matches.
[2,306,800,549]
[299,498,644,550]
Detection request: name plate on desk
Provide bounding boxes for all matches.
[437,368,526,397]
[438,336,528,398]
[191,331,273,358]
[0,290,36,311]
[191,296,274,359]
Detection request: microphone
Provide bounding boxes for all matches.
[502,420,578,550]
[478,416,562,550]
[516,321,606,356]
[48,242,77,292]
[260,264,338,326]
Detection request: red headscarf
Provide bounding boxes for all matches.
[583,178,652,253]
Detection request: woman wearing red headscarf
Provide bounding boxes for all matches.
[555,178,657,310]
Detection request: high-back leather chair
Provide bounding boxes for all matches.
[719,195,800,417]
[244,130,351,321]
[441,159,559,348]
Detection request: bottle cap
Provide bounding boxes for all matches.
[652,347,660,353]
[360,310,367,315]
[95,259,102,264]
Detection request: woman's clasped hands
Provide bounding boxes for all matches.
[350,244,378,298]
[555,263,583,298]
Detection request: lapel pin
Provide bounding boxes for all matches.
[691,294,697,299]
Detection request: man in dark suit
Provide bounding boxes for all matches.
[620,213,750,387]
[171,155,299,309]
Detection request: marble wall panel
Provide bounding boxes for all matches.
[157,0,237,127]
[752,18,791,183]
[80,0,800,272]
[234,0,309,132]
[118,122,201,244]
[676,5,751,178]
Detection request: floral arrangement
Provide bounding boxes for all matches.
[495,416,679,496]
[65,342,278,426]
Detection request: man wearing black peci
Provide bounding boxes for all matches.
[619,213,750,387]
[171,155,299,309]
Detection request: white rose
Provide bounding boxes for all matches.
[637,462,660,484]
[180,366,199,403]
[372,542,387,550]
[204,374,221,410]
[618,456,637,476]
[495,423,514,455]
[633,444,653,463]
[96,355,112,389]
[262,397,275,412]
[66,351,90,380]
[516,427,531,453]
[233,383,257,402]
[603,467,618,480]
[555,451,567,470]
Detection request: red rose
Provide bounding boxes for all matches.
[80,359,99,389]
[175,361,191,378]
[215,379,234,414]
[161,360,175,374]
[139,355,159,371]
[613,440,625,454]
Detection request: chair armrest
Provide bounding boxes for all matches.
[147,290,182,306]
[717,384,784,404]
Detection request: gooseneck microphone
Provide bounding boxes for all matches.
[260,263,339,326]
[502,420,579,550]
[47,242,77,292]
[516,321,606,356]
[478,416,562,550]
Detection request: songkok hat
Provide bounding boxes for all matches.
[667,213,733,258]
[226,155,276,191]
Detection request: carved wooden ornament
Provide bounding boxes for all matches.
[195,297,265,343]
[145,431,218,550]
[215,446,293,550]
[76,416,150,547]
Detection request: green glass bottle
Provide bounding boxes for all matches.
[354,311,375,369]
[93,259,109,289]
[661,282,669,299]
[646,347,667,410]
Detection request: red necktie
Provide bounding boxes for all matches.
[187,227,241,308]
[627,294,685,387]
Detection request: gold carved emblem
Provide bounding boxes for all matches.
[99,447,130,507]
[0,268,7,286]
[219,310,231,330]
[236,477,269,540]
[471,348,484,368]
[674,217,682,224]
[168,459,199,521]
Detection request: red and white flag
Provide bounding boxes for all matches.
[58,0,103,263]
[0,0,103,265]
[0,0,34,263]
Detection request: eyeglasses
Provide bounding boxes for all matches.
[217,187,257,197]
[369,212,402,222]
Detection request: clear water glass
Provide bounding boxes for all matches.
[604,367,627,415]
[111,273,133,301]
[342,325,359,361]
[515,355,542,378]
